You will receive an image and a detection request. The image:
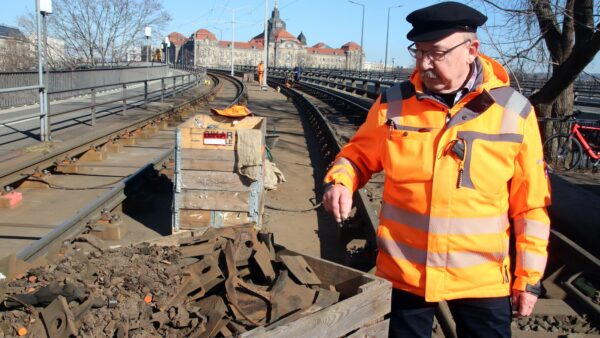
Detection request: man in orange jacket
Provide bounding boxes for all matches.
[322,2,551,337]
[257,61,265,86]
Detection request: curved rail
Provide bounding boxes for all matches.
[3,72,247,263]
[267,76,379,240]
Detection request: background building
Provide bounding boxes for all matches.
[0,25,33,71]
[164,1,364,70]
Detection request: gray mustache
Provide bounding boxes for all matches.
[422,70,438,79]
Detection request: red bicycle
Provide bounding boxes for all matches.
[543,111,600,172]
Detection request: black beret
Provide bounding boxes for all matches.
[406,2,487,42]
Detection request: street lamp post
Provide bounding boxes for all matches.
[144,26,151,63]
[164,37,170,64]
[348,0,364,72]
[384,5,402,73]
[231,9,235,76]
[38,0,52,141]
[262,0,269,90]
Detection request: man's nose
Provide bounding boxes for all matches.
[417,57,434,71]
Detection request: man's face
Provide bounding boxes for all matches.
[414,33,478,94]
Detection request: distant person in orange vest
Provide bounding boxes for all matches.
[257,61,265,85]
[322,2,551,337]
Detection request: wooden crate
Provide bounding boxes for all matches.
[148,233,392,338]
[173,114,267,233]
[242,250,392,338]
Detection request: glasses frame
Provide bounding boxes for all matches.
[407,40,472,62]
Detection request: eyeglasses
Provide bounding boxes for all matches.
[407,40,471,62]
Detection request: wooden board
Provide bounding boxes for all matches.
[181,149,235,161]
[180,190,251,211]
[180,158,236,172]
[178,210,252,229]
[347,319,389,338]
[180,171,250,191]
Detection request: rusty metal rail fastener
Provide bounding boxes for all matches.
[40,296,77,338]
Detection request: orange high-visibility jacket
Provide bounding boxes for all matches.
[258,63,265,74]
[325,54,551,302]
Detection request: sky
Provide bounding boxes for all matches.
[1,0,598,73]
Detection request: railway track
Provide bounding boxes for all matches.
[270,77,600,337]
[0,72,246,265]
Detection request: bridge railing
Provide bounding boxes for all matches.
[0,64,173,109]
[281,68,600,105]
[0,65,206,140]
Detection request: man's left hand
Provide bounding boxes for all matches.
[511,290,538,317]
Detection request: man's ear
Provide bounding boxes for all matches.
[467,39,480,63]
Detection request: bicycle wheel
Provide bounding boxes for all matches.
[543,134,583,172]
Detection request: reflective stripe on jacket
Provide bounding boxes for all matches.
[324,54,551,302]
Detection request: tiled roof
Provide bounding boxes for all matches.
[311,42,331,49]
[217,41,264,49]
[0,25,26,40]
[307,47,344,55]
[168,32,187,46]
[273,29,299,43]
[341,41,362,51]
[195,29,217,41]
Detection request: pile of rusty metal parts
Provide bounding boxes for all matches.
[0,225,340,337]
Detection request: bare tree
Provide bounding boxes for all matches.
[478,0,600,131]
[19,0,171,67]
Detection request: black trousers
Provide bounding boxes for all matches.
[389,289,511,338]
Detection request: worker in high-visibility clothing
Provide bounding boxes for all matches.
[257,61,265,86]
[322,2,551,337]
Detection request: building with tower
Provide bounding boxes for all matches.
[165,1,364,70]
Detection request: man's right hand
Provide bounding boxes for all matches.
[322,184,353,223]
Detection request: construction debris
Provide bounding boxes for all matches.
[0,225,340,337]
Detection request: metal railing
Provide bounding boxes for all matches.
[0,64,171,108]
[236,65,600,105]
[0,65,206,140]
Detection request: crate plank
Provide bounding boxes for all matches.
[181,149,235,161]
[241,278,391,338]
[180,171,250,191]
[347,318,389,338]
[179,210,252,229]
[180,158,235,171]
[180,190,250,211]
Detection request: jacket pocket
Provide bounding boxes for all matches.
[385,129,434,183]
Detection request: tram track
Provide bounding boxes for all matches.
[0,71,246,265]
[270,76,600,337]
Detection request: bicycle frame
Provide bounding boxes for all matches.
[571,123,600,160]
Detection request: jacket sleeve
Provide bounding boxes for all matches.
[509,107,552,292]
[324,96,387,191]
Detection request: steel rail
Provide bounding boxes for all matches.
[0,73,219,190]
[17,148,173,262]
[207,68,247,106]
[13,71,244,263]
[267,77,379,237]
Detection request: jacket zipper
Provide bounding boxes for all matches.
[456,139,466,189]
[502,264,509,283]
[457,162,464,189]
